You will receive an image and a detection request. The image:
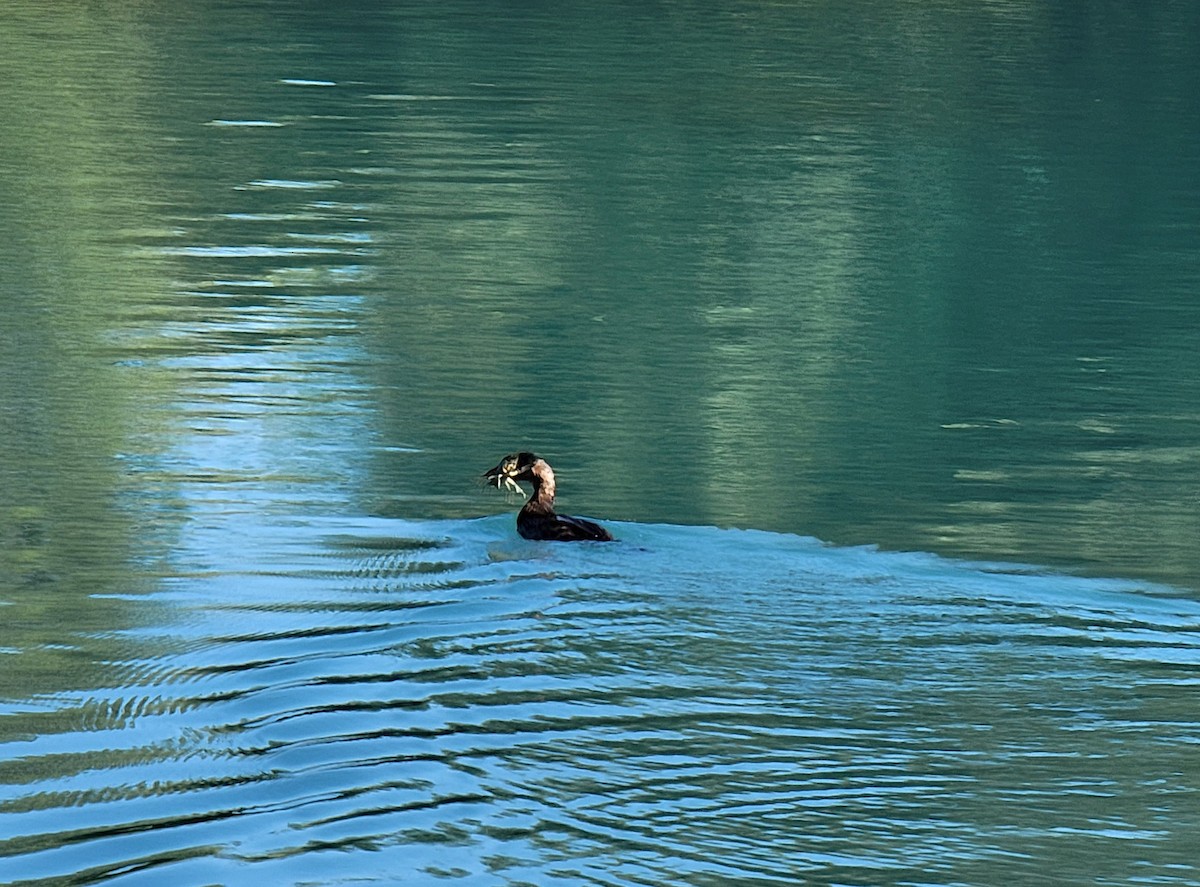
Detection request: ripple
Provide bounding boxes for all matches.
[155,245,343,258]
[206,119,286,127]
[245,179,342,191]
[3,518,1200,885]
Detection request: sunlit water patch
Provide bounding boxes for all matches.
[2,517,1198,886]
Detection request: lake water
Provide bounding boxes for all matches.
[2,2,1200,885]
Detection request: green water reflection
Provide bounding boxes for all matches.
[2,1,1199,654]
[350,2,1200,586]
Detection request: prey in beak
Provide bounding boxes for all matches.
[483,455,527,496]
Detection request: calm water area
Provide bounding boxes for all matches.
[3,2,1200,884]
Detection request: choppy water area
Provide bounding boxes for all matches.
[4,1,1200,884]
[5,514,1200,885]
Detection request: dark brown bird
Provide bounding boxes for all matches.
[483,452,614,542]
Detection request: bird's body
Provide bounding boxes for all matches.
[483,452,614,542]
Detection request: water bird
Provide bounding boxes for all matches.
[483,452,614,542]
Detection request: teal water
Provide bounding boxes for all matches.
[3,2,1200,885]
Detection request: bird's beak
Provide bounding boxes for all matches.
[483,463,504,487]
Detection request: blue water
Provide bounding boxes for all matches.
[4,512,1198,885]
[5,1,1200,883]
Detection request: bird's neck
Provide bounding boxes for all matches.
[525,462,557,513]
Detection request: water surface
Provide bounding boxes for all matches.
[3,2,1200,884]
[5,513,1200,885]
